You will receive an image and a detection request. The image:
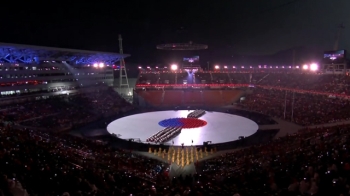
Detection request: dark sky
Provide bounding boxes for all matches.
[1,0,349,64]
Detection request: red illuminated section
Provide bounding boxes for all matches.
[179,118,207,129]
[136,83,250,88]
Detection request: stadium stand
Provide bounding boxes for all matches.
[163,90,183,106]
[137,90,163,106]
[184,91,203,105]
[202,90,224,105]
[4,53,350,195]
[2,121,350,195]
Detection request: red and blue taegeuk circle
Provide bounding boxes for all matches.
[158,118,207,129]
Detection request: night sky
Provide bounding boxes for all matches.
[1,0,349,65]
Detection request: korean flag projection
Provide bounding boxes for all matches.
[158,118,207,129]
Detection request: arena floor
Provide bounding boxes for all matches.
[106,110,259,146]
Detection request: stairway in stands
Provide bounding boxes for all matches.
[227,72,233,83]
[209,72,214,83]
[256,74,270,84]
[161,90,165,105]
[175,73,178,84]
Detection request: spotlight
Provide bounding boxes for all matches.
[214,65,220,69]
[171,64,178,70]
[93,63,98,68]
[303,64,308,70]
[310,63,318,71]
[99,63,104,68]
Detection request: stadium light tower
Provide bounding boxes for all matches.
[118,34,129,92]
[334,23,345,50]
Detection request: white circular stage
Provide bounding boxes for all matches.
[106,110,259,146]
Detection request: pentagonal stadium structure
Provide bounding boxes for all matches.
[0,42,129,104]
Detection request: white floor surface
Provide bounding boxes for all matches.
[106,110,258,146]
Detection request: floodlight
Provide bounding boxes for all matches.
[99,63,104,68]
[93,63,98,68]
[214,65,220,69]
[303,64,308,70]
[224,66,228,69]
[310,63,318,71]
[171,64,178,70]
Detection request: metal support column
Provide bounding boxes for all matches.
[283,90,287,119]
[118,34,129,94]
[291,91,295,121]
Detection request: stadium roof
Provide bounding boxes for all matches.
[0,42,130,65]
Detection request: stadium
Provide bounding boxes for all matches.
[2,39,350,196]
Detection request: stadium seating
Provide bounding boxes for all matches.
[202,90,224,105]
[137,72,159,84]
[162,90,183,106]
[2,119,350,195]
[195,72,212,84]
[184,91,203,105]
[0,87,132,131]
[176,72,189,84]
[158,73,176,84]
[240,87,350,126]
[4,70,350,195]
[212,72,231,84]
[222,90,243,105]
[137,90,163,106]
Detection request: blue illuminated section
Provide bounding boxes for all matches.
[0,45,126,65]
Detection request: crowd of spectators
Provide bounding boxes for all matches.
[253,72,350,95]
[240,87,350,126]
[199,124,350,195]
[0,87,133,131]
[0,124,168,196]
[2,71,350,195]
[2,120,350,195]
[137,71,350,96]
